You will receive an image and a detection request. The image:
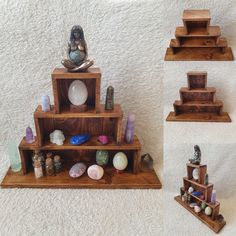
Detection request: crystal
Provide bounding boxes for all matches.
[49,130,65,145]
[105,86,114,110]
[68,80,88,106]
[97,135,109,145]
[125,114,135,143]
[6,140,21,172]
[96,150,109,166]
[70,134,90,145]
[211,190,216,204]
[41,95,51,112]
[26,126,35,144]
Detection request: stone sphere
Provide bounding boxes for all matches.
[87,164,104,180]
[113,152,128,171]
[205,206,212,216]
[68,80,88,106]
[96,150,109,166]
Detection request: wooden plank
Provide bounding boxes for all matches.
[0,168,162,189]
[19,135,141,151]
[175,196,226,233]
[165,47,234,61]
[166,111,231,122]
[52,68,101,79]
[183,10,210,21]
[34,105,123,118]
[175,26,220,37]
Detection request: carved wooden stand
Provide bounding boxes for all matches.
[165,10,234,61]
[175,163,226,233]
[166,71,231,122]
[1,68,161,189]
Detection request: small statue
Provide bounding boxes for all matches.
[26,126,35,144]
[189,145,201,165]
[105,86,114,110]
[41,95,51,112]
[141,153,153,171]
[54,155,62,173]
[45,157,55,176]
[49,130,65,145]
[125,114,135,143]
[62,25,93,72]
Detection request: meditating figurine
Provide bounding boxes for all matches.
[189,145,201,165]
[62,25,93,72]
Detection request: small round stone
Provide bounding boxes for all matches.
[69,163,87,178]
[190,203,197,208]
[194,206,201,213]
[188,186,194,193]
[113,152,128,171]
[205,206,212,216]
[96,150,109,166]
[87,164,104,180]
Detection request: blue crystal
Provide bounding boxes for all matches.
[192,191,202,197]
[70,134,90,145]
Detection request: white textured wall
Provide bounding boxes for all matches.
[0,1,163,235]
[163,1,236,235]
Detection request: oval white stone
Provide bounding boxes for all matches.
[205,206,212,216]
[68,80,88,106]
[113,152,128,171]
[192,168,199,180]
[87,164,104,180]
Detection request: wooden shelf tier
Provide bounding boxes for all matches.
[165,10,234,61]
[166,71,231,122]
[175,196,226,233]
[34,105,123,146]
[1,167,161,189]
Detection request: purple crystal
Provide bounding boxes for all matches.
[211,190,216,204]
[125,114,135,143]
[26,126,35,144]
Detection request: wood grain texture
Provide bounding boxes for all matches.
[183,10,210,21]
[175,196,225,233]
[165,47,234,61]
[166,111,231,122]
[0,168,162,189]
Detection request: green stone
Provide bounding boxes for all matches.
[96,150,109,166]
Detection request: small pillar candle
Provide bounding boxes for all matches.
[125,114,135,143]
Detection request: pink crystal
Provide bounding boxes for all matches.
[26,126,35,144]
[98,135,109,145]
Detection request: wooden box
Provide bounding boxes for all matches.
[52,68,101,113]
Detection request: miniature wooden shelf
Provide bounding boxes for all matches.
[175,196,225,233]
[166,71,231,122]
[1,67,162,189]
[165,10,234,61]
[176,161,226,233]
[52,68,101,113]
[1,167,162,189]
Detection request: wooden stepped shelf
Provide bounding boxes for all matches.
[1,167,161,189]
[165,10,234,61]
[166,71,231,122]
[175,161,226,233]
[1,67,162,189]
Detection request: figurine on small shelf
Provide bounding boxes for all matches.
[105,86,114,110]
[26,126,35,144]
[49,130,65,145]
[61,25,93,72]
[189,145,201,164]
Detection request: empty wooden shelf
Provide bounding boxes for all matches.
[166,71,231,122]
[165,10,234,61]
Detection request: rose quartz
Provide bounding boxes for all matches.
[87,165,104,180]
[98,135,109,145]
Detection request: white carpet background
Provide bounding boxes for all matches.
[163,0,236,235]
[0,1,163,235]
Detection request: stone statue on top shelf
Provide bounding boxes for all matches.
[62,25,94,72]
[189,145,201,165]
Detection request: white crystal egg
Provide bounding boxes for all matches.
[113,152,128,171]
[192,168,199,180]
[205,206,212,216]
[68,80,88,106]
